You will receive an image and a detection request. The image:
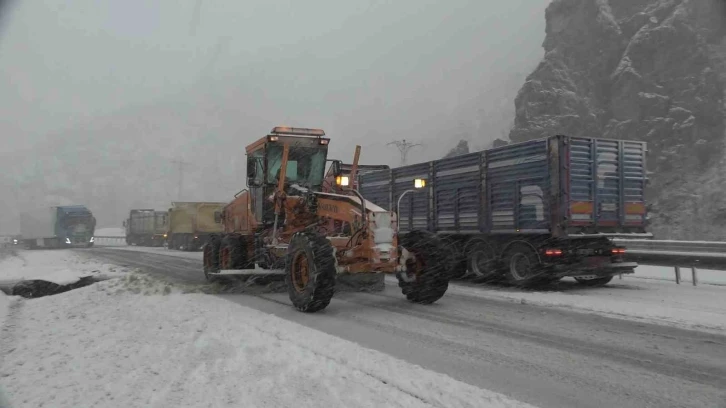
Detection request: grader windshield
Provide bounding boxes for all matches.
[260,127,330,189]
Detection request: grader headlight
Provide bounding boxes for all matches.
[414,178,427,189]
[336,176,350,186]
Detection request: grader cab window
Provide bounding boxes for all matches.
[266,144,327,187]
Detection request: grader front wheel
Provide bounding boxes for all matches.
[285,231,337,313]
[397,230,450,304]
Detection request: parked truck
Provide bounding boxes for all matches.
[19,206,96,249]
[203,126,452,313]
[123,209,168,247]
[167,201,227,251]
[358,135,649,287]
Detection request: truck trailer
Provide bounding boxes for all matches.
[358,135,649,287]
[124,209,168,247]
[19,206,96,249]
[167,201,226,251]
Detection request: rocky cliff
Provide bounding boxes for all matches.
[510,0,726,239]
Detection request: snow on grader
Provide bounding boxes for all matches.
[202,126,453,312]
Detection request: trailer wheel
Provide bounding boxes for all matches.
[466,239,499,282]
[503,244,541,286]
[203,235,222,283]
[574,275,614,287]
[285,231,336,313]
[397,230,450,304]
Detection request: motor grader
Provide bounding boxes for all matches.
[203,126,452,312]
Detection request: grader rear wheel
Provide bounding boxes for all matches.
[285,231,336,313]
[397,230,450,304]
[203,234,222,283]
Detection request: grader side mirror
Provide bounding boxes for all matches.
[330,160,342,177]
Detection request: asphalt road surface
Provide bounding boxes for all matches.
[84,247,726,408]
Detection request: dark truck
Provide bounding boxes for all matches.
[19,205,97,249]
[123,209,168,247]
[359,135,649,286]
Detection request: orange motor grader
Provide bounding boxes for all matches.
[203,126,452,313]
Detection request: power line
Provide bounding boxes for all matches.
[171,159,192,200]
[387,139,422,166]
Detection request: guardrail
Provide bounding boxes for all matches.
[613,238,726,285]
[93,236,127,247]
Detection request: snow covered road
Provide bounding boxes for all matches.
[83,247,726,408]
[0,250,535,408]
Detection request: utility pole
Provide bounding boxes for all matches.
[171,159,192,201]
[387,139,422,166]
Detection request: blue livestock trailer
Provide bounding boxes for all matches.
[359,135,650,286]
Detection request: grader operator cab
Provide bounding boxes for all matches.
[203,126,452,313]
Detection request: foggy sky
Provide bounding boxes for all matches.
[0,0,549,230]
[0,0,547,149]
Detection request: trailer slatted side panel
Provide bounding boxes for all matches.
[622,141,647,226]
[358,169,392,210]
[569,138,595,225]
[392,163,431,232]
[486,139,550,233]
[595,138,621,226]
[568,137,647,230]
[433,152,481,232]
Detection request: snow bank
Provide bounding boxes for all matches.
[630,264,726,286]
[0,249,129,286]
[94,227,125,237]
[433,277,726,334]
[0,273,536,408]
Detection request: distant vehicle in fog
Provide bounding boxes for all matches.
[19,206,96,249]
[167,202,226,251]
[123,209,168,247]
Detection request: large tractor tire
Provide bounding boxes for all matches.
[220,235,252,270]
[285,231,337,313]
[397,230,450,304]
[203,234,222,283]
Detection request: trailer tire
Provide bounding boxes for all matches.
[397,230,450,304]
[574,275,614,287]
[503,243,542,286]
[285,231,336,313]
[466,239,499,282]
[203,235,222,283]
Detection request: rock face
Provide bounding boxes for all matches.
[510,0,726,239]
[443,140,470,158]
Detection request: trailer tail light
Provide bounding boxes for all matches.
[611,248,626,255]
[544,248,563,256]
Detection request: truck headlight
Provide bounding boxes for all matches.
[90,237,95,243]
[65,238,71,244]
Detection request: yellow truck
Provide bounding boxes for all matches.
[167,201,227,251]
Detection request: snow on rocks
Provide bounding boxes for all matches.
[0,271,536,408]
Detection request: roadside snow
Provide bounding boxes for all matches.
[94,227,125,237]
[1,272,536,408]
[629,264,726,285]
[0,249,129,286]
[430,276,726,334]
